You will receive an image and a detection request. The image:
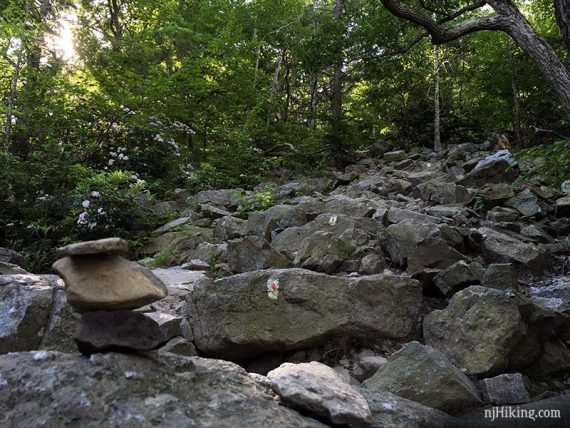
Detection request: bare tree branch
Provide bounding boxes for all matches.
[380,0,507,44]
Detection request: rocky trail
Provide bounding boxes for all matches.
[1,143,570,427]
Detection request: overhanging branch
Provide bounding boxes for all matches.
[380,0,508,44]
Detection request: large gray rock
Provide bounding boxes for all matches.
[458,151,518,187]
[0,351,324,427]
[272,213,381,262]
[247,205,308,241]
[189,269,422,359]
[268,362,372,427]
[0,274,54,353]
[227,236,292,273]
[417,180,472,205]
[53,255,168,313]
[363,341,482,413]
[505,189,544,218]
[424,286,528,376]
[213,216,248,240]
[479,227,548,273]
[0,248,27,269]
[56,238,129,257]
[193,188,245,210]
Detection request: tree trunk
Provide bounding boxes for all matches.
[328,0,345,167]
[489,1,570,118]
[331,0,343,124]
[310,0,321,128]
[555,0,570,51]
[433,44,442,152]
[4,50,21,150]
[508,44,522,145]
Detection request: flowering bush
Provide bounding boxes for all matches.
[67,170,156,241]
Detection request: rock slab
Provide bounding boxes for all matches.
[189,268,422,359]
[268,362,372,427]
[56,238,129,257]
[53,255,168,312]
[0,351,325,427]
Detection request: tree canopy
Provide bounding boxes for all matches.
[1,0,569,270]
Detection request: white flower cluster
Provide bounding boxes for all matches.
[77,191,105,230]
[153,134,180,157]
[122,105,135,116]
[108,146,129,165]
[172,120,196,135]
[130,173,146,186]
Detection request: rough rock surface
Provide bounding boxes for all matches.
[0,274,54,353]
[189,268,422,359]
[363,341,482,413]
[480,373,530,405]
[0,351,325,427]
[267,362,372,427]
[227,236,292,273]
[423,286,528,376]
[53,255,168,312]
[75,310,167,354]
[56,238,129,257]
[479,227,548,273]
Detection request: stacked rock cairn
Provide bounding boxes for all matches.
[53,237,169,354]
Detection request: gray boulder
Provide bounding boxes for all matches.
[213,216,248,240]
[189,269,422,359]
[0,351,325,427]
[458,151,518,187]
[193,188,245,210]
[417,180,473,205]
[0,248,28,269]
[0,274,54,353]
[363,341,482,413]
[227,236,292,273]
[479,227,548,273]
[247,205,308,241]
[505,189,544,218]
[268,362,372,427]
[433,261,485,296]
[424,286,528,376]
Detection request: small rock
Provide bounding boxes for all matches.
[480,373,530,405]
[482,263,518,290]
[75,310,167,354]
[384,150,406,162]
[53,255,168,313]
[158,337,197,356]
[56,238,128,257]
[359,254,386,275]
[268,362,372,427]
[143,311,183,341]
